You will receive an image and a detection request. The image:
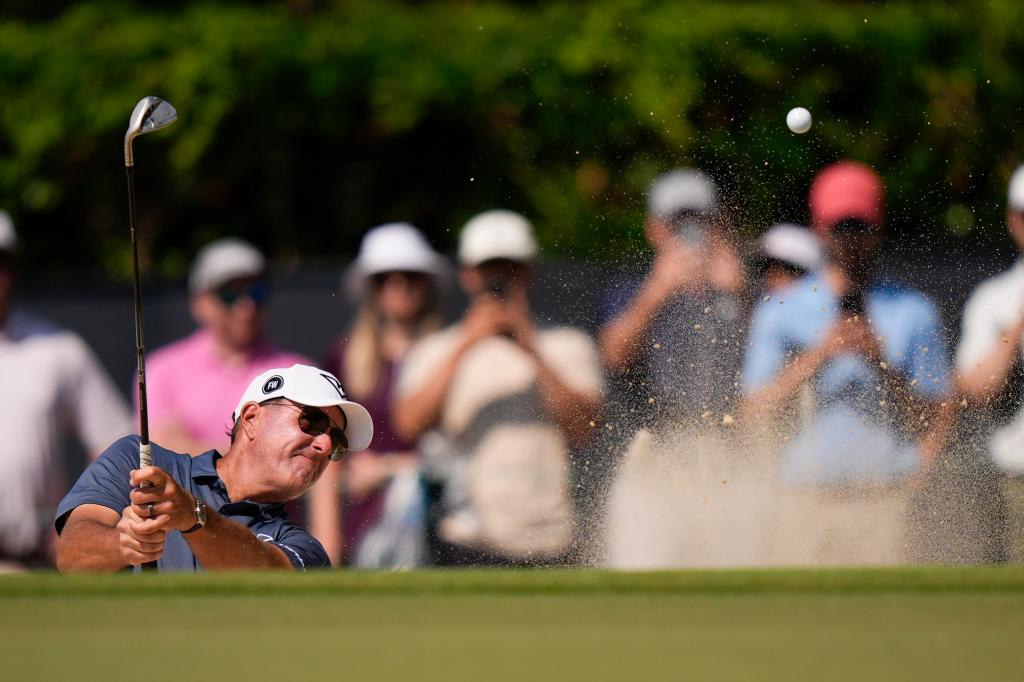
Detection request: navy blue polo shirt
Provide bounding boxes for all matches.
[55,435,330,572]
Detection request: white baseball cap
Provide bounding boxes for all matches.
[189,238,266,294]
[760,223,823,272]
[648,169,718,219]
[0,210,16,251]
[458,210,538,266]
[233,364,374,452]
[356,223,444,276]
[1009,165,1024,211]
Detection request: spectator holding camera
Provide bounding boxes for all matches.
[600,169,746,429]
[599,169,750,568]
[740,161,952,564]
[393,210,603,566]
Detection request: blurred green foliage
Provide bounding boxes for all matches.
[1,0,1023,279]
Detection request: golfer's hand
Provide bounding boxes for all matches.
[117,504,167,566]
[129,466,198,533]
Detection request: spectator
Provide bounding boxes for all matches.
[0,210,132,568]
[55,363,374,572]
[598,169,751,568]
[740,160,952,564]
[145,238,311,455]
[309,223,445,568]
[393,210,603,566]
[955,164,1024,562]
[600,168,746,427]
[755,223,823,294]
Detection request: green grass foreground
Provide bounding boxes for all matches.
[3,566,1023,681]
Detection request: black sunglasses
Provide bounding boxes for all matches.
[263,402,348,461]
[215,281,269,307]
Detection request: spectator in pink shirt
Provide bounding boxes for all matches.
[144,238,311,456]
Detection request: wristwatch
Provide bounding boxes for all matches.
[182,496,208,534]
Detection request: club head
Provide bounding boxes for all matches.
[124,96,178,167]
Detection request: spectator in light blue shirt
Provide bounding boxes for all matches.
[740,161,953,564]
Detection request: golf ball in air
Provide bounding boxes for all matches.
[786,107,812,134]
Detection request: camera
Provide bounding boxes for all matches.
[839,292,864,315]
[485,277,508,302]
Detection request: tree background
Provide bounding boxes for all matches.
[2,0,1023,282]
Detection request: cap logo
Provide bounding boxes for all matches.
[319,373,345,400]
[262,376,284,394]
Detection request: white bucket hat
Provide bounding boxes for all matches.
[356,223,444,276]
[458,210,538,266]
[233,364,374,452]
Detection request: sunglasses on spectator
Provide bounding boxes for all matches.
[370,270,429,287]
[263,402,348,461]
[215,281,269,307]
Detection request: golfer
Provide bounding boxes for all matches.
[55,364,373,572]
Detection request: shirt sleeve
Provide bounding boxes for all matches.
[394,331,453,399]
[599,279,641,326]
[267,523,331,570]
[955,285,1000,371]
[54,435,138,533]
[741,302,788,394]
[61,334,134,455]
[540,329,604,396]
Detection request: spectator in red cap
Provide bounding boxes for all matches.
[740,160,954,565]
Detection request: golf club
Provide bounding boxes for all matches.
[124,96,177,474]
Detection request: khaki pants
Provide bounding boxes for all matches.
[770,487,910,566]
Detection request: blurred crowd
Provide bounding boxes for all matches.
[3,159,1024,570]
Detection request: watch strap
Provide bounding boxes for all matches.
[182,496,207,534]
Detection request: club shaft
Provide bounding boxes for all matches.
[126,165,150,461]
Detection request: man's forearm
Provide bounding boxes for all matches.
[183,509,293,570]
[917,397,955,467]
[393,341,470,441]
[600,286,665,372]
[534,358,602,444]
[958,340,1021,401]
[740,344,830,419]
[57,519,129,573]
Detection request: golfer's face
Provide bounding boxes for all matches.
[257,402,346,499]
